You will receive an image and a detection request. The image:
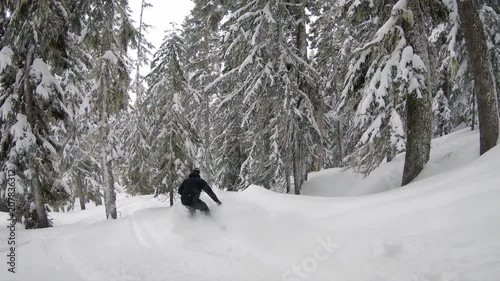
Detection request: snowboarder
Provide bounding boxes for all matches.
[178,168,222,216]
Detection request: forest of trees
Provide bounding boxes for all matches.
[0,0,498,228]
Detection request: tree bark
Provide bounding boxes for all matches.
[100,80,117,219]
[285,168,290,193]
[32,168,50,228]
[292,0,308,194]
[204,94,211,178]
[457,0,499,154]
[401,0,433,186]
[76,168,86,210]
[293,133,302,195]
[24,45,50,228]
[135,0,146,98]
[472,89,476,131]
[169,190,174,207]
[202,27,213,183]
[314,96,325,171]
[337,119,345,166]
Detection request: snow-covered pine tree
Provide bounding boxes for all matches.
[425,0,458,137]
[122,0,155,196]
[56,0,107,211]
[84,0,136,219]
[480,1,500,112]
[457,0,499,155]
[121,104,154,195]
[310,0,362,168]
[211,0,320,193]
[400,0,433,186]
[432,88,453,137]
[132,0,153,100]
[181,2,251,191]
[181,0,226,184]
[145,26,200,205]
[333,0,433,185]
[335,0,408,176]
[437,0,500,132]
[424,0,479,133]
[0,0,72,228]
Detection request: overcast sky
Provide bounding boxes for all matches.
[129,0,194,50]
[128,0,194,102]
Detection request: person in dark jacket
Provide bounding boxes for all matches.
[178,168,221,216]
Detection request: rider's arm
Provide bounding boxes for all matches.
[202,181,221,203]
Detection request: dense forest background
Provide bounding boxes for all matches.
[0,0,498,228]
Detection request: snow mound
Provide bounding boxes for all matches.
[302,127,480,197]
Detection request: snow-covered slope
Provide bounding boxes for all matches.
[302,127,481,197]
[1,128,499,281]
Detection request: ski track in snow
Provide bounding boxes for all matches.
[1,128,500,281]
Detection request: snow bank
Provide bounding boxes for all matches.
[302,127,480,197]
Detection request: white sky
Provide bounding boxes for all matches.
[129,0,194,50]
[128,0,194,103]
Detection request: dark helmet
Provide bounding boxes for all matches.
[191,167,200,174]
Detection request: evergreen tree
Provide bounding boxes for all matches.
[212,0,320,193]
[429,0,474,129]
[481,1,500,111]
[57,0,105,211]
[400,0,433,186]
[457,0,499,155]
[122,0,154,196]
[310,0,348,168]
[145,26,200,205]
[328,0,433,184]
[122,104,154,195]
[432,88,453,137]
[0,0,72,228]
[182,0,226,183]
[84,0,136,219]
[335,0,408,176]
[132,0,153,101]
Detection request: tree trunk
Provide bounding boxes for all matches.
[337,119,345,166]
[169,190,174,207]
[32,169,50,228]
[386,144,395,162]
[293,133,302,195]
[100,81,117,219]
[202,27,213,183]
[76,168,86,210]
[292,0,308,194]
[491,52,500,113]
[204,94,211,177]
[285,169,290,193]
[135,0,146,98]
[314,97,325,171]
[472,89,476,131]
[457,0,499,154]
[24,45,50,228]
[401,0,433,186]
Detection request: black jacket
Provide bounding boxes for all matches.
[178,172,220,206]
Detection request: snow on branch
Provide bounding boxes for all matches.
[10,114,36,156]
[354,0,407,53]
[0,46,13,74]
[30,59,64,100]
[103,50,119,64]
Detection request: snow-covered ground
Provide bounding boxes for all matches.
[1,127,499,281]
[302,126,481,197]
